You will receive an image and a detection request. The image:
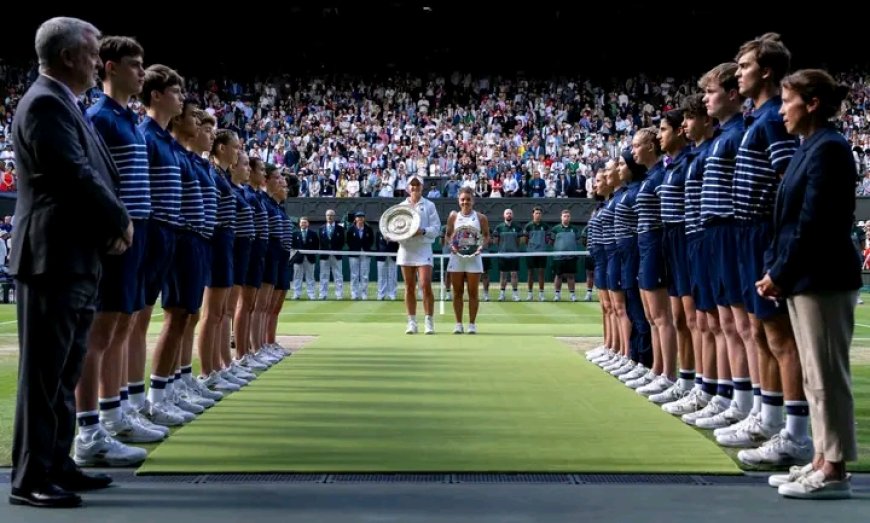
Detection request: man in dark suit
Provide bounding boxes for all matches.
[346,211,375,300]
[291,216,319,299]
[318,209,345,299]
[9,17,132,508]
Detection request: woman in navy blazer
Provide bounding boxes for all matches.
[757,69,860,500]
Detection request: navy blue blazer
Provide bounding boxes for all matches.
[318,223,345,259]
[291,228,320,264]
[766,126,862,296]
[10,76,129,280]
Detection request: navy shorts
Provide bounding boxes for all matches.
[276,250,292,291]
[245,239,268,288]
[687,233,716,312]
[735,221,787,319]
[605,245,621,290]
[584,254,595,273]
[97,218,148,314]
[199,233,213,287]
[527,255,547,270]
[142,220,177,307]
[593,249,608,290]
[617,237,639,290]
[162,230,208,313]
[210,227,234,288]
[498,257,519,272]
[638,229,667,291]
[704,221,743,307]
[663,223,691,298]
[262,238,282,286]
[233,236,253,286]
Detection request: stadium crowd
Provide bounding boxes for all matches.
[2,60,870,197]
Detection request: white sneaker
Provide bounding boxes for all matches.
[512,292,520,302]
[626,371,657,390]
[538,292,545,302]
[202,371,240,392]
[553,293,560,302]
[695,404,749,430]
[570,293,577,302]
[716,415,782,448]
[591,349,615,364]
[220,369,247,387]
[526,292,533,301]
[777,470,852,500]
[453,323,464,334]
[146,400,185,427]
[467,323,477,334]
[714,411,759,437]
[498,291,505,302]
[230,362,256,381]
[648,382,690,404]
[102,413,164,443]
[769,463,814,488]
[602,356,626,372]
[74,427,147,467]
[188,377,224,401]
[241,354,268,371]
[585,346,608,361]
[424,316,435,334]
[128,403,171,437]
[619,365,647,383]
[585,290,593,302]
[610,361,635,377]
[637,376,673,397]
[483,293,489,302]
[738,429,814,466]
[662,388,708,415]
[682,396,729,426]
[406,319,418,334]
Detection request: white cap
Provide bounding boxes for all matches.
[407,175,424,186]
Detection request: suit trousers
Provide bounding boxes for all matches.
[377,258,398,299]
[787,291,859,462]
[349,255,370,299]
[293,260,316,299]
[11,274,98,490]
[319,256,343,299]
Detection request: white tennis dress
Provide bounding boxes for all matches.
[447,210,484,274]
[396,196,441,267]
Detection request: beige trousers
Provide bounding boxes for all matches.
[787,291,859,462]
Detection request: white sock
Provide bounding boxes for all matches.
[752,384,762,414]
[148,375,168,404]
[76,411,101,437]
[98,396,123,424]
[785,400,810,440]
[408,315,416,322]
[761,390,784,428]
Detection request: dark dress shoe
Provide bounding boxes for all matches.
[53,469,113,491]
[9,483,82,508]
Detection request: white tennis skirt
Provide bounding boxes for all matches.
[397,241,433,267]
[447,253,483,273]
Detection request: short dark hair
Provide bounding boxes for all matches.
[141,64,184,107]
[737,32,791,84]
[98,36,143,80]
[662,109,684,132]
[699,62,739,93]
[680,93,707,119]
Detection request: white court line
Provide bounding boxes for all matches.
[0,311,164,327]
[278,311,600,317]
[855,323,870,329]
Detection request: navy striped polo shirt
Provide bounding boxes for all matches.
[139,117,182,226]
[701,115,745,223]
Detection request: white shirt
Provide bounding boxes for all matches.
[400,197,441,246]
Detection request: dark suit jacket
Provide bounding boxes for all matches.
[10,76,129,280]
[766,126,862,296]
[291,228,320,264]
[346,224,375,252]
[318,223,345,259]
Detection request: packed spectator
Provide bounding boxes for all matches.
[2,61,870,196]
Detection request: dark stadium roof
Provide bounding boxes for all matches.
[3,3,868,76]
